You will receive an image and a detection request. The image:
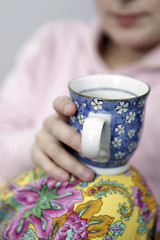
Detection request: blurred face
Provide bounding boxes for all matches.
[95,0,160,49]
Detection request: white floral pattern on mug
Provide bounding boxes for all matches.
[91,99,103,111]
[138,99,145,108]
[115,124,125,135]
[128,129,136,138]
[128,142,137,152]
[78,114,85,125]
[126,112,136,123]
[114,151,125,159]
[115,101,129,114]
[112,137,122,148]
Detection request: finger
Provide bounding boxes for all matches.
[31,146,70,182]
[43,116,81,152]
[53,96,77,116]
[38,134,94,182]
[49,117,81,152]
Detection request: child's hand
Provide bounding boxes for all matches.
[31,96,94,182]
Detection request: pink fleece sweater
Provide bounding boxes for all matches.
[0,20,160,202]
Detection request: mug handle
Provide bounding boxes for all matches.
[81,113,111,159]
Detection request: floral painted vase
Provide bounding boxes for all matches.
[0,166,160,239]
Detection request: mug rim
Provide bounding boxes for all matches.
[68,74,150,101]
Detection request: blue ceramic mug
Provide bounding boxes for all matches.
[68,74,150,175]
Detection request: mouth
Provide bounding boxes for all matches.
[111,12,147,26]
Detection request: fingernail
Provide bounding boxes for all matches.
[64,104,71,115]
[59,172,69,182]
[78,143,82,153]
[82,169,93,182]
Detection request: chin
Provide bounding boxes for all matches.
[115,38,145,49]
[109,31,154,49]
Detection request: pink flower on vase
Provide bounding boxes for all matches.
[142,202,154,222]
[132,185,143,210]
[156,206,160,233]
[132,185,154,222]
[4,177,83,240]
[54,213,89,239]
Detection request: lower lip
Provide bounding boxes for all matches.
[114,14,145,26]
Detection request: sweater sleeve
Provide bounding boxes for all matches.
[0,23,55,183]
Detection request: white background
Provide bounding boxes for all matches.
[0,0,95,85]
